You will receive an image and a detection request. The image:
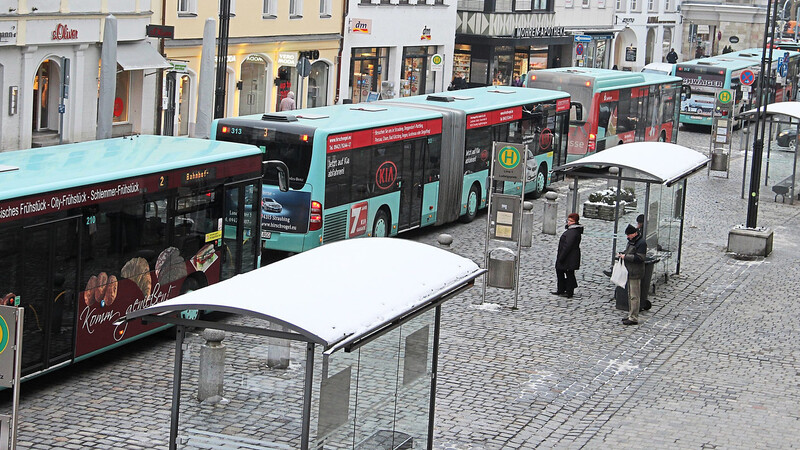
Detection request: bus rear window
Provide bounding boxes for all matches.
[261,141,312,189]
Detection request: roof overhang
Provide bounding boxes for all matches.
[743,101,800,122]
[553,142,709,186]
[124,238,485,354]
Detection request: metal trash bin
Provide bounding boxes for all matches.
[615,257,659,311]
[487,247,516,289]
[710,152,728,171]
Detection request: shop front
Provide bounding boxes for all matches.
[454,28,573,87]
[0,17,165,150]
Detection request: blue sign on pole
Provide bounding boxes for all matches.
[576,43,584,56]
[740,69,755,86]
[780,63,789,77]
[574,35,592,43]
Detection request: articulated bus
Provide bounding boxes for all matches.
[673,49,800,127]
[0,135,262,380]
[525,67,682,162]
[212,86,571,258]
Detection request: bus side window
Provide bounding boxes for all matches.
[425,135,442,182]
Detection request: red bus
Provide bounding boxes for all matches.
[526,67,683,163]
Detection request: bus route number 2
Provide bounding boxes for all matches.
[350,202,369,238]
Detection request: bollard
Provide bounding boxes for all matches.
[268,322,290,369]
[607,167,619,189]
[198,328,225,402]
[566,183,580,218]
[542,191,558,235]
[437,233,454,250]
[521,201,534,247]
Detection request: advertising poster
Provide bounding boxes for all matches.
[261,188,312,235]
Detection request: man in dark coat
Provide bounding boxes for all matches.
[618,224,647,325]
[666,48,679,64]
[552,213,583,298]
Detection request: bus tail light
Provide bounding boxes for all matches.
[310,201,323,231]
[588,133,597,151]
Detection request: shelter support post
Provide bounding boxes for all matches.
[611,168,623,269]
[427,305,442,449]
[301,342,315,450]
[169,325,186,450]
[676,179,688,275]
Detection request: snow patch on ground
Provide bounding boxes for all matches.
[469,302,503,312]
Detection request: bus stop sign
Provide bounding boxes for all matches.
[740,69,755,86]
[493,143,525,182]
[0,306,19,388]
[717,89,733,105]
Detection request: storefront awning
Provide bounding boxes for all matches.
[117,41,170,71]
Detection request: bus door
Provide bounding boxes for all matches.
[398,139,425,231]
[222,179,261,278]
[20,216,80,376]
[633,87,650,142]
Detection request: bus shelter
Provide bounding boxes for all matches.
[553,142,708,284]
[124,238,484,450]
[740,102,800,204]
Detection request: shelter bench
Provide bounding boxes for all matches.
[772,175,795,202]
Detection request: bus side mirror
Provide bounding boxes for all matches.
[681,85,691,100]
[571,102,584,122]
[263,160,290,192]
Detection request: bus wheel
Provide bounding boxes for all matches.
[372,209,390,237]
[460,184,480,223]
[531,164,547,198]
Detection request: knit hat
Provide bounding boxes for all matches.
[625,224,637,235]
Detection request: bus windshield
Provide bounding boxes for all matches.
[261,137,312,189]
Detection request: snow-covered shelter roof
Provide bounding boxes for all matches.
[743,101,800,120]
[125,238,484,354]
[553,142,709,186]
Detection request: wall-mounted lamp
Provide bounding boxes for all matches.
[31,6,38,12]
[8,7,16,12]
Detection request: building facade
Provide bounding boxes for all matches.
[0,0,165,150]
[338,0,456,103]
[154,0,343,135]
[454,0,618,88]
[613,0,683,70]
[680,0,769,62]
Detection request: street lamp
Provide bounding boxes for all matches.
[745,0,780,228]
[214,0,231,119]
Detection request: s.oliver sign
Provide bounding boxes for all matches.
[52,23,78,40]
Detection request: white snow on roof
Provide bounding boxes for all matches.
[554,142,709,185]
[126,238,483,351]
[744,101,800,120]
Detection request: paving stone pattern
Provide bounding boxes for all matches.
[2,126,800,448]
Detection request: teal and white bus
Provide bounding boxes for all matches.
[673,48,800,126]
[0,135,263,380]
[213,86,571,258]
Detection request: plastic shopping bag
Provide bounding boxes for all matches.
[611,259,628,288]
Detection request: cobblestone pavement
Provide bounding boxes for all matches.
[3,125,800,449]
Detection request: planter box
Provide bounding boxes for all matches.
[583,202,625,221]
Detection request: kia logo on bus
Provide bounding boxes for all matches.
[375,161,397,190]
[539,128,553,150]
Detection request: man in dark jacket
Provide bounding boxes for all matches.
[618,224,647,325]
[552,213,583,298]
[666,48,679,64]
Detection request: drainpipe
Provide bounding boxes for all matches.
[334,0,349,104]
[156,0,166,135]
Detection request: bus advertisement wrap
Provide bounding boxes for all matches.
[261,188,311,235]
[77,246,221,357]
